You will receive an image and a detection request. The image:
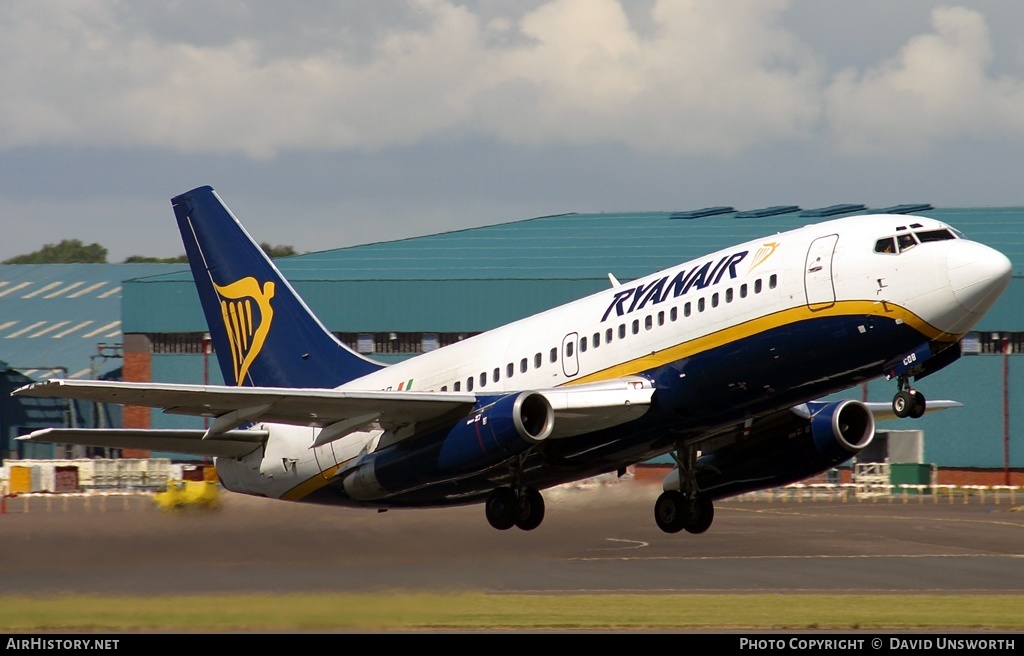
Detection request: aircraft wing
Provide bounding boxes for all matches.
[13,379,477,441]
[862,399,963,422]
[539,376,655,438]
[12,375,656,450]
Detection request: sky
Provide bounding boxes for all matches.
[2,0,1024,262]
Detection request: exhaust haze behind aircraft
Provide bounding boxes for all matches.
[15,186,1013,534]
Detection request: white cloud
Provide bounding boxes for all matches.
[824,6,1024,155]
[0,0,823,157]
[0,1,1023,159]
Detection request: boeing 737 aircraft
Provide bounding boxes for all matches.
[14,186,1013,535]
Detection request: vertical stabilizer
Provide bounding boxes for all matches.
[171,185,384,388]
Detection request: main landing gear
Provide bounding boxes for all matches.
[655,445,715,535]
[892,375,926,419]
[485,485,545,531]
[654,490,714,534]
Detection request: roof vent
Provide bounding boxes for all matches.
[670,206,734,220]
[800,204,866,218]
[874,204,933,215]
[734,205,801,219]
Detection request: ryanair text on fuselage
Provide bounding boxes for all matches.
[601,251,749,322]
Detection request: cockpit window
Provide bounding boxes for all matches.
[874,237,896,254]
[915,228,956,243]
[897,233,918,252]
[876,227,957,255]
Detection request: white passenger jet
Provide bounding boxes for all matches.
[14,186,1012,534]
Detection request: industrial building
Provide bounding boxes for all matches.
[2,204,1022,483]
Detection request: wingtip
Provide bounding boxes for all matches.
[11,379,61,396]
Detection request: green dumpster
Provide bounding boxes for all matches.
[890,463,932,493]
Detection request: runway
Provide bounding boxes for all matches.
[1,480,1022,597]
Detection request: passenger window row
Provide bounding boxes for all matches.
[439,274,778,392]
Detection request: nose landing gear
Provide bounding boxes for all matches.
[892,376,926,419]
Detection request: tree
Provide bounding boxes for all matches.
[123,244,296,261]
[3,239,107,264]
[122,255,188,263]
[3,240,299,264]
[260,243,297,258]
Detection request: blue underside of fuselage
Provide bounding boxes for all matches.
[302,312,932,508]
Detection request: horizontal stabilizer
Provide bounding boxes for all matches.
[15,428,268,458]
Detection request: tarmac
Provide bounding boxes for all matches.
[2,479,1022,597]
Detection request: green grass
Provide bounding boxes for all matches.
[0,593,1021,632]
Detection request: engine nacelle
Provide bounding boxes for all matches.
[344,391,554,500]
[437,391,554,471]
[664,400,875,500]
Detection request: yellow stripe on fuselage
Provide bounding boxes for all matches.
[278,461,350,502]
[567,300,957,386]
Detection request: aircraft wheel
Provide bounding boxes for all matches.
[514,487,545,531]
[908,390,926,419]
[654,490,687,534]
[485,487,518,530]
[892,390,914,418]
[684,496,714,535]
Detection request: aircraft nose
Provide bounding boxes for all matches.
[947,240,1013,316]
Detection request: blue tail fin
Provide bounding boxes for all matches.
[171,185,384,388]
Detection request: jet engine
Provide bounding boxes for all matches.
[664,400,875,500]
[344,391,554,500]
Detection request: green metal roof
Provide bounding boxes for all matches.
[0,264,186,379]
[123,205,1024,333]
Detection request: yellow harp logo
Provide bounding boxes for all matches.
[749,241,779,272]
[214,277,275,386]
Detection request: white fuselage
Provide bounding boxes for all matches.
[216,214,1012,502]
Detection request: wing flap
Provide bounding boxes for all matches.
[15,428,267,458]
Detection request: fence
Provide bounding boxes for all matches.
[1,458,173,493]
[733,482,1020,505]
